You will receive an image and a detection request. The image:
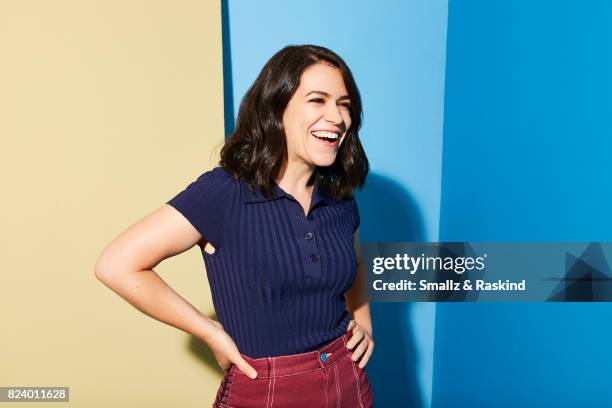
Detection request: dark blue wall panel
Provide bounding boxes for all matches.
[435,1,612,407]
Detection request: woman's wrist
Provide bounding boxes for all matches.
[193,310,220,342]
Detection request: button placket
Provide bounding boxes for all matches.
[295,207,321,279]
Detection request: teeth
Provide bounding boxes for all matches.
[312,131,339,140]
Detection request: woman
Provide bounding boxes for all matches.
[94,44,374,407]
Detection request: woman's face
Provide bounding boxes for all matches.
[282,62,352,168]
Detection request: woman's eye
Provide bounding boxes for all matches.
[309,99,351,110]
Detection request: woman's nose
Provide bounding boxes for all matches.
[324,103,343,125]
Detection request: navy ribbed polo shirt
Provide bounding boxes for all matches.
[166,166,360,358]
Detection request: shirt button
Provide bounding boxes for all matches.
[310,253,319,262]
[304,232,313,240]
[296,215,302,221]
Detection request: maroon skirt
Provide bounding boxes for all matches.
[212,330,374,408]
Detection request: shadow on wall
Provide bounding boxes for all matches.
[221,0,235,138]
[357,172,427,408]
[187,312,227,376]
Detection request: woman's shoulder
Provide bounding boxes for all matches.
[335,192,357,207]
[196,165,237,184]
[345,194,360,233]
[167,166,238,207]
[166,166,238,248]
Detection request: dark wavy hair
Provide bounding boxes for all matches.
[218,44,368,201]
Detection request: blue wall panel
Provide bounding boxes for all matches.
[435,1,612,407]
[225,1,449,406]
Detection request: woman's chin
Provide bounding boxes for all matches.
[310,155,337,168]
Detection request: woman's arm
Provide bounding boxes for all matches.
[345,228,372,335]
[344,228,374,368]
[94,205,212,337]
[94,204,257,378]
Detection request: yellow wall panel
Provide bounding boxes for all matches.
[0,1,225,406]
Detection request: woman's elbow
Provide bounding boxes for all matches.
[94,251,124,285]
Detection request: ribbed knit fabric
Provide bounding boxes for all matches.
[166,166,360,358]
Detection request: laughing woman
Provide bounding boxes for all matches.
[94,44,374,407]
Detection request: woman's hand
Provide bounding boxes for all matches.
[345,319,374,369]
[206,320,258,379]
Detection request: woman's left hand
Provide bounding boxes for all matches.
[345,319,374,369]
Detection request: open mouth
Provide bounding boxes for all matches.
[311,130,339,146]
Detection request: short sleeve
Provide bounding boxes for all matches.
[351,196,360,233]
[166,167,235,249]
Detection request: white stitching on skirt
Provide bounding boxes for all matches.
[270,358,276,408]
[343,335,364,408]
[265,357,272,408]
[334,363,341,408]
[322,367,328,408]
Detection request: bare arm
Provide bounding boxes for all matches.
[94,204,213,336]
[94,204,258,378]
[344,228,374,368]
[345,228,372,337]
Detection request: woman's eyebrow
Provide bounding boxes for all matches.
[305,90,351,102]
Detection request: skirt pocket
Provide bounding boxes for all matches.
[337,354,374,408]
[223,365,272,408]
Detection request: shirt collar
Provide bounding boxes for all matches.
[241,177,336,207]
